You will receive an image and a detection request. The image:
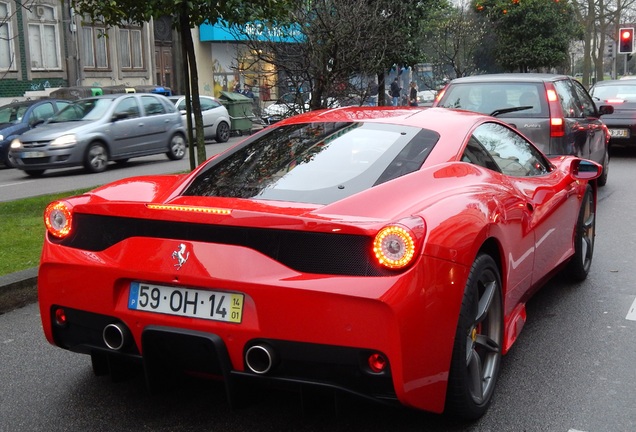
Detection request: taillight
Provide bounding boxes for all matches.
[372,216,425,269]
[546,87,565,138]
[606,98,625,103]
[434,88,446,104]
[550,117,565,137]
[44,200,73,239]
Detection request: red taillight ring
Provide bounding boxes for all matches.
[373,224,417,269]
[44,201,73,239]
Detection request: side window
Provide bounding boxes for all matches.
[31,103,55,123]
[553,80,583,118]
[462,136,501,172]
[114,97,140,119]
[56,101,72,111]
[472,123,551,177]
[572,80,598,117]
[141,96,166,116]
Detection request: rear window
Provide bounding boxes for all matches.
[590,83,636,101]
[437,82,548,118]
[184,122,439,205]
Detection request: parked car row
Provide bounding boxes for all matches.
[2,93,232,176]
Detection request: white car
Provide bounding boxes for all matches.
[417,89,437,106]
[170,96,231,143]
[262,92,340,124]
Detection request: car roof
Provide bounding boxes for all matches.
[591,79,633,86]
[86,93,169,101]
[0,98,67,108]
[448,73,572,84]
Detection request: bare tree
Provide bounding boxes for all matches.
[425,0,488,78]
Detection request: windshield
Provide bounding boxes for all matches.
[184,122,439,205]
[0,105,28,124]
[49,99,113,123]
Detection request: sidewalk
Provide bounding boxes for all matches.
[0,268,38,314]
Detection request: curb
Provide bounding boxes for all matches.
[0,268,38,315]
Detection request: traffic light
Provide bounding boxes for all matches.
[619,28,634,54]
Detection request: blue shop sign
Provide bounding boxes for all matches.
[199,21,303,43]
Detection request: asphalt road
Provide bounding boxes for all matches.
[0,147,635,431]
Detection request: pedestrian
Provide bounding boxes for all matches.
[367,81,379,106]
[409,81,418,106]
[233,82,241,93]
[390,77,401,106]
[241,83,255,99]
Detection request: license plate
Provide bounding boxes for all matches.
[128,282,244,323]
[21,151,46,158]
[609,128,630,138]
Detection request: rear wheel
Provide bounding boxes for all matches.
[215,121,230,143]
[445,254,503,420]
[84,142,108,173]
[565,184,595,281]
[167,134,186,160]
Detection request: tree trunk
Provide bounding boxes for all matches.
[179,9,206,166]
[180,20,195,171]
[377,72,386,106]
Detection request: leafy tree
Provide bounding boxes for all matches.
[67,0,296,168]
[474,0,583,72]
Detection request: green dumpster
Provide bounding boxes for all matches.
[218,91,254,135]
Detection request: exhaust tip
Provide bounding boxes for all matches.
[103,323,129,351]
[245,344,277,374]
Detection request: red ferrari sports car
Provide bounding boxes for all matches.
[38,107,600,419]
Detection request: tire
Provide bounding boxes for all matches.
[445,254,503,420]
[565,184,595,281]
[25,169,45,177]
[215,121,230,143]
[3,151,16,168]
[597,149,609,187]
[167,134,186,160]
[84,142,108,173]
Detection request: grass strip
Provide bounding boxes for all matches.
[0,188,93,276]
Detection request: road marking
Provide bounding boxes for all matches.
[0,180,35,188]
[627,297,636,321]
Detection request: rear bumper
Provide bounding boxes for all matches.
[38,236,468,414]
[49,314,397,405]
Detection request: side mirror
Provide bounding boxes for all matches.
[111,112,129,122]
[598,105,614,115]
[570,159,601,181]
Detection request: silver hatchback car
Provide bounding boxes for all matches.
[10,93,186,176]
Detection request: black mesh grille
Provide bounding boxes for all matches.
[54,214,394,276]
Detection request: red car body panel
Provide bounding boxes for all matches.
[37,107,598,415]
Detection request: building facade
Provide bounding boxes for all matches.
[0,0,175,104]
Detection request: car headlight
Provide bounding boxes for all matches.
[51,134,77,147]
[0,134,4,141]
[10,138,22,150]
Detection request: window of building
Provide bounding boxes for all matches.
[82,25,109,69]
[27,5,61,70]
[119,27,144,70]
[0,2,16,70]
